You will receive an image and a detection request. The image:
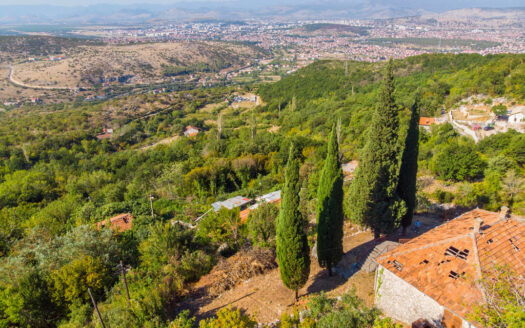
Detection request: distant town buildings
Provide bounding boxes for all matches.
[78,17,525,64]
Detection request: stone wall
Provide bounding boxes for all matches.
[374,265,444,326]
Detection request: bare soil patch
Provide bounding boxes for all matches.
[178,223,377,324]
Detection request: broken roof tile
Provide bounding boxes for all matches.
[377,208,525,318]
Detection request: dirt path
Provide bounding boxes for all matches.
[7,65,79,91]
[141,135,180,150]
[179,224,377,324]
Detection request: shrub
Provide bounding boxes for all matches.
[432,189,455,203]
[248,202,279,248]
[51,255,112,306]
[431,142,486,182]
[491,104,507,116]
[198,306,257,328]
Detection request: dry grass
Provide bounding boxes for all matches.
[180,224,377,324]
[10,41,261,89]
[0,66,76,103]
[198,247,277,298]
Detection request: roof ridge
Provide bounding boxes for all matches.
[376,234,472,262]
[469,232,485,301]
[377,209,501,262]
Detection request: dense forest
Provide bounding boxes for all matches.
[0,53,523,327]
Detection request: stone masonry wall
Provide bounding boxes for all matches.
[375,265,444,326]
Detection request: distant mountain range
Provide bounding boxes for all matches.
[0,1,524,25]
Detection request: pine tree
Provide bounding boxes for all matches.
[316,125,344,275]
[348,59,406,238]
[276,144,310,301]
[397,97,420,234]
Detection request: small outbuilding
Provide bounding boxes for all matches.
[184,125,200,137]
[97,213,133,233]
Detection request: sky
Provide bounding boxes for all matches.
[0,0,523,7]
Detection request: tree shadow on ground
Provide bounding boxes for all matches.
[196,292,256,321]
[306,237,378,295]
[306,214,448,296]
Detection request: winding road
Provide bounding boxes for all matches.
[6,65,78,91]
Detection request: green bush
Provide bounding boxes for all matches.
[432,189,455,203]
[247,202,279,248]
[431,141,486,181]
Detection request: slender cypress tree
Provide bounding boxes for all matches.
[316,125,344,276]
[276,144,310,301]
[348,59,406,238]
[398,97,420,234]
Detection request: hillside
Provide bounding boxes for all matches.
[0,53,523,328]
[422,7,525,27]
[8,41,265,89]
[0,35,103,61]
[290,23,369,36]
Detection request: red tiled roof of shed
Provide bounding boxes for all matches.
[97,213,133,233]
[419,117,435,126]
[376,208,524,318]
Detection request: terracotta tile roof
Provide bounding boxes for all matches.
[96,213,133,233]
[419,117,435,126]
[376,208,524,318]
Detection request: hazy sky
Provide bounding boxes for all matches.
[1,0,523,6]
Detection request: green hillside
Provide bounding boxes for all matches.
[0,53,523,327]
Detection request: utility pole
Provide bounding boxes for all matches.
[217,112,223,140]
[120,260,131,308]
[88,288,106,328]
[251,112,256,140]
[149,194,154,218]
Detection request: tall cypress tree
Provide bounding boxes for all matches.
[276,144,310,301]
[397,97,420,234]
[316,125,344,276]
[348,59,406,238]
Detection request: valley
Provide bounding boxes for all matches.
[0,18,523,328]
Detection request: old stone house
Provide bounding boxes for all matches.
[374,208,524,328]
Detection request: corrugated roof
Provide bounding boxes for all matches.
[256,190,281,204]
[212,196,252,211]
[377,208,524,318]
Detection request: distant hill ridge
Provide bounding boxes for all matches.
[0,2,524,24]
